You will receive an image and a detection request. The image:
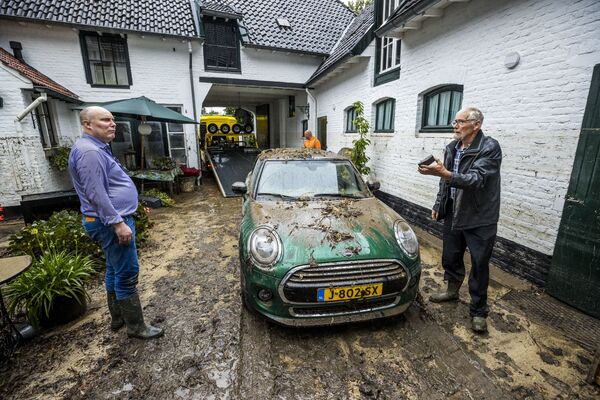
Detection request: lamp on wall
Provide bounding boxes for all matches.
[295,104,310,120]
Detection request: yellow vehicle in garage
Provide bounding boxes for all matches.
[199,115,260,197]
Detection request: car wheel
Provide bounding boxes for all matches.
[220,123,230,134]
[232,124,242,134]
[243,123,253,133]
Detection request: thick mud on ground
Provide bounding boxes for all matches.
[1,178,599,399]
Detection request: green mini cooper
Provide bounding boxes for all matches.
[232,149,421,326]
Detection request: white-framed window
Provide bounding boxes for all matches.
[379,36,401,73]
[165,106,187,166]
[32,97,59,148]
[382,0,401,22]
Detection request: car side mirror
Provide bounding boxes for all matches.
[367,181,380,192]
[232,181,247,194]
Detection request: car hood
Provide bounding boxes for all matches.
[245,197,407,266]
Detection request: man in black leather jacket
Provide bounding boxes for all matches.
[418,106,502,333]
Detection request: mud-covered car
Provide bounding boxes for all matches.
[232,148,421,326]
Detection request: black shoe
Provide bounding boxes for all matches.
[118,294,164,339]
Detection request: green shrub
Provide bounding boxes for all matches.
[9,210,102,261]
[49,146,71,172]
[5,250,95,327]
[351,101,371,176]
[142,189,175,207]
[153,156,176,171]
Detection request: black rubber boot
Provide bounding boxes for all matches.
[429,280,462,303]
[107,292,124,331]
[118,294,164,339]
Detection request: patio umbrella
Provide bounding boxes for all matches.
[86,96,198,124]
[78,96,198,168]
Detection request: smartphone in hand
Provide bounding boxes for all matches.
[418,155,435,166]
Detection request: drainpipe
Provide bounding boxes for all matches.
[188,41,200,169]
[16,92,47,122]
[305,87,317,136]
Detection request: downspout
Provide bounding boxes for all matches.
[305,87,317,137]
[16,92,47,121]
[188,41,200,169]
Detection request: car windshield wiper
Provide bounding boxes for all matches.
[313,193,363,198]
[256,192,298,200]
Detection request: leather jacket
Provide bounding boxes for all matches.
[433,130,502,230]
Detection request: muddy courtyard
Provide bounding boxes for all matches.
[1,178,599,399]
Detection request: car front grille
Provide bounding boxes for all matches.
[290,295,400,317]
[280,259,409,304]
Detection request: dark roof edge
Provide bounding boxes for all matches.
[200,9,243,19]
[199,76,305,89]
[375,0,441,37]
[306,25,375,86]
[243,43,327,57]
[31,86,82,104]
[0,15,203,40]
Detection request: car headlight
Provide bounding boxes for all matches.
[248,226,282,269]
[394,220,419,258]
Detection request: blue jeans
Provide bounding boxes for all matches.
[83,215,139,300]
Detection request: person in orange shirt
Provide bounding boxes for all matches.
[303,130,321,149]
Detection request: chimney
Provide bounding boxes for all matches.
[9,41,24,62]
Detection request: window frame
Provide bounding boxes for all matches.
[344,106,357,133]
[32,97,59,149]
[79,31,133,88]
[420,85,464,133]
[374,98,395,133]
[203,17,242,72]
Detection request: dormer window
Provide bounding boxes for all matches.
[203,17,241,72]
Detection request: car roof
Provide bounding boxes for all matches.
[258,148,349,161]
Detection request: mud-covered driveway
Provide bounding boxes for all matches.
[1,178,599,399]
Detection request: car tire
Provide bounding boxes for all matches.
[232,123,242,134]
[220,123,230,134]
[243,123,253,133]
[207,123,218,134]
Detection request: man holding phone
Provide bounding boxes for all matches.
[417,106,502,333]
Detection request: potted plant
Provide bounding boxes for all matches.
[5,250,95,328]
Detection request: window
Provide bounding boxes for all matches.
[166,106,187,165]
[203,18,241,72]
[379,37,401,73]
[80,31,132,87]
[111,121,134,166]
[422,85,463,131]
[374,99,395,132]
[32,99,58,148]
[382,0,400,22]
[345,106,357,133]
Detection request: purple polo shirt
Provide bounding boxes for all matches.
[68,133,138,226]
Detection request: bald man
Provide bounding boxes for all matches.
[303,130,321,149]
[68,106,163,339]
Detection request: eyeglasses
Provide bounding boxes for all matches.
[451,119,478,126]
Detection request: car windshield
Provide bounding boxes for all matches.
[255,160,370,200]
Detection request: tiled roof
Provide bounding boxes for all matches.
[307,3,374,85]
[0,0,198,38]
[210,0,356,55]
[0,47,79,102]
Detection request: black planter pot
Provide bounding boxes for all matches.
[38,294,87,328]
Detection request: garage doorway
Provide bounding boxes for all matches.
[318,116,327,150]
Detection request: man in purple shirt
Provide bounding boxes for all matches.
[68,106,163,339]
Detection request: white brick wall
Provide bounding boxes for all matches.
[312,0,600,255]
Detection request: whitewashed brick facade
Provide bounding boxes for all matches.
[312,0,600,256]
[0,19,320,207]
